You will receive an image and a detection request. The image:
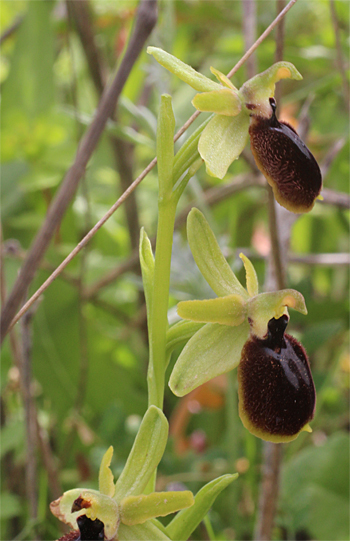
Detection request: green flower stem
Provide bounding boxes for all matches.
[147,198,177,409]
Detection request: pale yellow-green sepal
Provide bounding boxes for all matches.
[120,491,194,526]
[239,253,258,297]
[177,295,246,327]
[99,446,115,497]
[198,113,249,179]
[192,88,241,116]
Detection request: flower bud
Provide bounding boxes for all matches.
[249,98,322,213]
[238,315,316,442]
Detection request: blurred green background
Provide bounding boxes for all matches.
[1,1,349,539]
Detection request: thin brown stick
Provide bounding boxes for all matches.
[0,15,23,45]
[0,0,158,343]
[4,0,298,335]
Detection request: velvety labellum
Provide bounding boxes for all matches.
[238,315,316,442]
[76,515,105,541]
[249,98,322,213]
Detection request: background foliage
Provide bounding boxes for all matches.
[1,1,349,540]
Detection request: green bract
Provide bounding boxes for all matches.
[168,209,307,397]
[147,46,302,180]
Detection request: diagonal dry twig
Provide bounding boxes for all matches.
[3,0,298,337]
[0,0,158,343]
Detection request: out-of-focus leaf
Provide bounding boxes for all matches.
[0,492,21,520]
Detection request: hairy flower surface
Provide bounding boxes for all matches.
[148,47,322,213]
[168,209,315,442]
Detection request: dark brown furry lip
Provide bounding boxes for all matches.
[249,97,322,213]
[238,315,316,442]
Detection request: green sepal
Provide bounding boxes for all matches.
[169,321,249,396]
[239,253,259,297]
[165,474,238,541]
[120,491,194,526]
[119,521,172,540]
[139,228,155,336]
[50,488,120,541]
[247,289,307,339]
[166,320,204,355]
[198,112,249,179]
[192,88,241,116]
[240,61,302,117]
[177,295,246,327]
[147,47,221,93]
[157,94,175,199]
[187,209,248,299]
[114,406,168,500]
[99,446,115,497]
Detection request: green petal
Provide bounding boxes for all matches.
[114,406,168,500]
[177,295,246,326]
[247,289,307,339]
[120,491,194,526]
[198,113,249,179]
[192,88,241,116]
[166,474,238,541]
[119,521,172,540]
[239,253,258,297]
[187,209,248,299]
[169,321,250,396]
[147,47,221,93]
[99,446,115,497]
[240,61,302,117]
[210,67,237,90]
[50,488,120,541]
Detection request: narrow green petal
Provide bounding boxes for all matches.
[147,47,221,92]
[248,289,307,339]
[169,321,250,396]
[198,113,249,179]
[192,89,241,116]
[240,61,302,117]
[187,208,248,298]
[166,474,238,541]
[239,253,258,297]
[114,406,168,500]
[119,521,172,540]
[99,446,115,497]
[120,492,194,526]
[177,295,246,326]
[210,66,237,90]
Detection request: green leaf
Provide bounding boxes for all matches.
[192,88,241,116]
[172,116,212,183]
[166,474,238,540]
[114,406,168,500]
[240,61,302,118]
[239,253,259,297]
[198,113,250,179]
[147,47,221,93]
[187,209,248,298]
[99,446,115,497]
[157,94,175,198]
[281,432,349,541]
[247,289,307,339]
[119,521,172,540]
[140,228,155,337]
[169,321,249,396]
[0,492,21,520]
[177,295,246,326]
[120,491,194,525]
[166,320,204,355]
